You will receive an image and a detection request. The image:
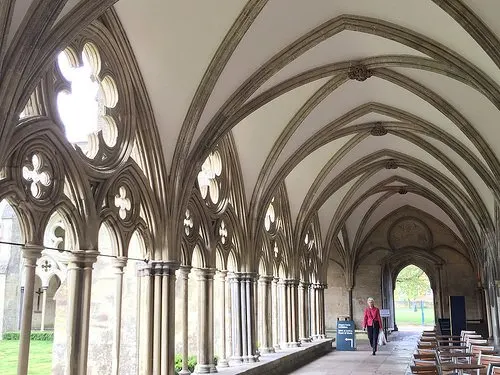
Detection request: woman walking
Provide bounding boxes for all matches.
[363,297,383,355]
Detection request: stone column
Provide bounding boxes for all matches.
[137,263,153,375]
[278,279,288,346]
[65,250,99,375]
[40,286,48,331]
[229,274,242,364]
[316,284,326,338]
[243,274,258,362]
[195,268,217,374]
[111,257,126,375]
[298,282,310,342]
[152,262,163,375]
[160,262,179,375]
[288,280,300,347]
[178,266,191,375]
[271,277,279,350]
[216,271,229,367]
[258,276,274,353]
[17,244,43,375]
[310,284,317,339]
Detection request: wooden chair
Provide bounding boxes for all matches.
[487,363,500,375]
[469,346,496,362]
[410,365,442,374]
[476,354,500,375]
[414,353,438,361]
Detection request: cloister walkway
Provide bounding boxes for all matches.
[288,330,420,374]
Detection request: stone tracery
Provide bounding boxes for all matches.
[1,1,500,374]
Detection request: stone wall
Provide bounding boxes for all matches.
[323,206,483,330]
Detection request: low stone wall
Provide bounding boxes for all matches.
[218,339,334,375]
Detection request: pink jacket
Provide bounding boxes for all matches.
[363,307,383,329]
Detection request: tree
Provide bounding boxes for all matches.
[395,265,431,307]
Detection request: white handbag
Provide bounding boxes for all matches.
[377,330,387,346]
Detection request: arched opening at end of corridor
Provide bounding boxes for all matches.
[394,265,435,331]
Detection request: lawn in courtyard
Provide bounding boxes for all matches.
[395,307,435,326]
[0,340,52,375]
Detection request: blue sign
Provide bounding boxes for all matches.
[336,320,356,351]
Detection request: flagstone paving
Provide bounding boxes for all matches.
[287,330,419,374]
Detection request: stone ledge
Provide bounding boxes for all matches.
[216,339,334,375]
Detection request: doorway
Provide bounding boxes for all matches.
[394,265,435,331]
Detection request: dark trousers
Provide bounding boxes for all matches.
[367,322,380,352]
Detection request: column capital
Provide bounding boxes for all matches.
[299,281,310,288]
[311,283,328,290]
[229,271,256,281]
[151,260,180,276]
[216,269,228,279]
[284,278,300,286]
[67,250,99,268]
[178,264,192,276]
[195,267,216,280]
[22,244,43,263]
[258,275,274,284]
[111,256,127,271]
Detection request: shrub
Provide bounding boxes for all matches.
[173,354,218,373]
[2,331,54,341]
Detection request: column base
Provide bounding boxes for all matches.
[178,370,192,375]
[194,364,218,374]
[259,347,275,354]
[229,356,244,366]
[243,355,259,363]
[217,358,229,368]
[287,341,301,348]
[300,337,312,343]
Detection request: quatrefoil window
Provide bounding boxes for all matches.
[114,186,131,220]
[41,260,52,272]
[57,43,118,158]
[197,151,222,204]
[219,221,228,244]
[22,154,52,199]
[264,199,276,231]
[184,209,194,236]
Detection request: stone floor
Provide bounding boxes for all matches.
[287,330,420,374]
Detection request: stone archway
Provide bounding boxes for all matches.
[381,248,444,331]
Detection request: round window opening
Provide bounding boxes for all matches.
[57,43,118,159]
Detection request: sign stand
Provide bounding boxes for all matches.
[336,319,356,351]
[380,309,390,343]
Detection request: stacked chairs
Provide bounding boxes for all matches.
[474,354,500,375]
[486,363,500,375]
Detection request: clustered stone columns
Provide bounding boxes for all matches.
[40,286,48,331]
[111,257,127,375]
[287,279,300,347]
[178,266,191,375]
[195,268,217,374]
[311,283,326,339]
[17,244,43,375]
[137,261,179,375]
[216,270,229,368]
[298,281,311,342]
[278,279,289,346]
[258,275,274,354]
[229,272,258,364]
[271,277,279,349]
[65,250,99,375]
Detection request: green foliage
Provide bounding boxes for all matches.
[395,265,431,303]
[2,331,53,341]
[0,340,52,374]
[174,354,218,372]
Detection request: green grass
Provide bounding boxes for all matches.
[0,340,52,375]
[395,307,435,325]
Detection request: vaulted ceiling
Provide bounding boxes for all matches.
[6,0,500,261]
